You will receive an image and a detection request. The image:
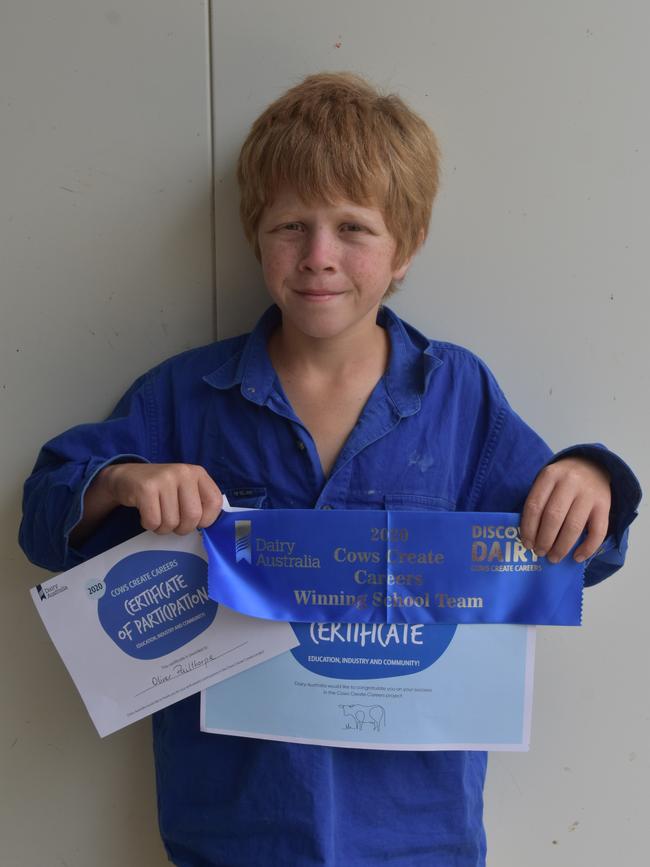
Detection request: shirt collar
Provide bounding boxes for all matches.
[203,304,443,417]
[203,306,280,405]
[379,306,443,417]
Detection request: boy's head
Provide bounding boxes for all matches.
[237,72,441,297]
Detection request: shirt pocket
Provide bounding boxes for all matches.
[344,491,456,511]
[384,493,456,512]
[222,486,269,509]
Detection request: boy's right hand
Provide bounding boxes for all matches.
[95,462,223,535]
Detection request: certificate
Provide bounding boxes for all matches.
[201,622,536,751]
[199,506,579,750]
[31,530,298,737]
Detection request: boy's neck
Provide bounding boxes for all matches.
[266,310,391,478]
[268,316,389,381]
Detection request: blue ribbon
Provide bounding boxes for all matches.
[202,510,584,626]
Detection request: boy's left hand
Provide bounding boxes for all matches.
[519,457,611,564]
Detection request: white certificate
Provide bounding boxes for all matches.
[201,623,536,751]
[31,530,298,737]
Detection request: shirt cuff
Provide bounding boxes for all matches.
[547,443,641,541]
[547,443,641,587]
[64,453,150,564]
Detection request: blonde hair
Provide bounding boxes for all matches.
[237,72,441,296]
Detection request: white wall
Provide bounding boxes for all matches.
[1,2,213,864]
[3,2,647,865]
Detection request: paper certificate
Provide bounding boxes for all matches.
[201,622,536,751]
[31,531,298,737]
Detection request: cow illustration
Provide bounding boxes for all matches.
[339,704,386,733]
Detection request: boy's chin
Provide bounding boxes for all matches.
[278,309,382,344]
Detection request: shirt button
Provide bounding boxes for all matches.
[296,440,306,451]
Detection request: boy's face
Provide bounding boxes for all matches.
[257,186,411,343]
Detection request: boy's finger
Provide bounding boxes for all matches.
[156,487,181,534]
[530,489,577,557]
[519,472,556,548]
[572,506,610,563]
[176,483,205,535]
[544,498,592,563]
[138,492,163,532]
[197,476,223,528]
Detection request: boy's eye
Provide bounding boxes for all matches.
[273,221,369,234]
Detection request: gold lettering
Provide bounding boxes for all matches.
[434,593,483,609]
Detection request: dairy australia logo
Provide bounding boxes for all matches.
[471,524,541,573]
[235,520,252,564]
[35,582,69,601]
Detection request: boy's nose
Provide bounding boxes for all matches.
[298,230,337,273]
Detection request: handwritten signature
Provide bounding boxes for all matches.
[151,654,217,687]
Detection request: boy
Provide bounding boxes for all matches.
[21,73,640,866]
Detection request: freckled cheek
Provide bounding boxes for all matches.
[261,250,292,285]
[340,251,372,278]
[344,245,395,283]
[350,260,387,284]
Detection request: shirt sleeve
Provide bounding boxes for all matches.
[19,371,159,573]
[466,366,641,588]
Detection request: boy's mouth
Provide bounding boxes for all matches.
[294,288,345,299]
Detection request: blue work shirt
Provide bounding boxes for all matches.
[20,306,640,866]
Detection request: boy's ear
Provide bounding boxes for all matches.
[393,257,413,281]
[393,229,426,279]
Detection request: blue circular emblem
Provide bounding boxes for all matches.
[97,550,217,660]
[290,621,456,679]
